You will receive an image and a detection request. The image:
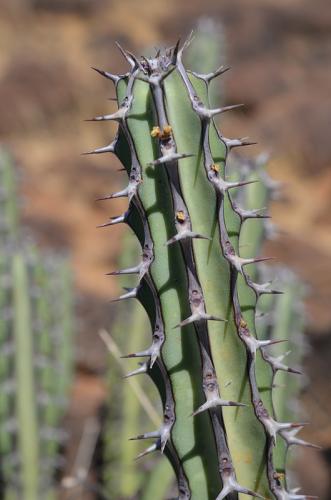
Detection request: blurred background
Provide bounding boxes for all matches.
[0,0,330,498]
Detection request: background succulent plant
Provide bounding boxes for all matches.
[0,148,74,500]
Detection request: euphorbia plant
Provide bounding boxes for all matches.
[88,35,317,499]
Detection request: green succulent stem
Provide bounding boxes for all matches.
[91,36,313,500]
[12,253,39,500]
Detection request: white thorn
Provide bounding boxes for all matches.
[166,230,211,246]
[216,473,264,500]
[148,153,194,166]
[111,287,138,302]
[82,140,117,155]
[192,397,245,416]
[135,442,158,460]
[174,312,226,329]
[123,362,148,379]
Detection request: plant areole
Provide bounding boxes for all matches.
[90,36,316,499]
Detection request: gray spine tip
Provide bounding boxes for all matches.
[91,66,121,83]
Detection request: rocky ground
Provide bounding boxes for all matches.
[1,0,330,497]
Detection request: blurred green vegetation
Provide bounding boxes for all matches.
[0,147,74,499]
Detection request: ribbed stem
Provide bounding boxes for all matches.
[92,38,314,500]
